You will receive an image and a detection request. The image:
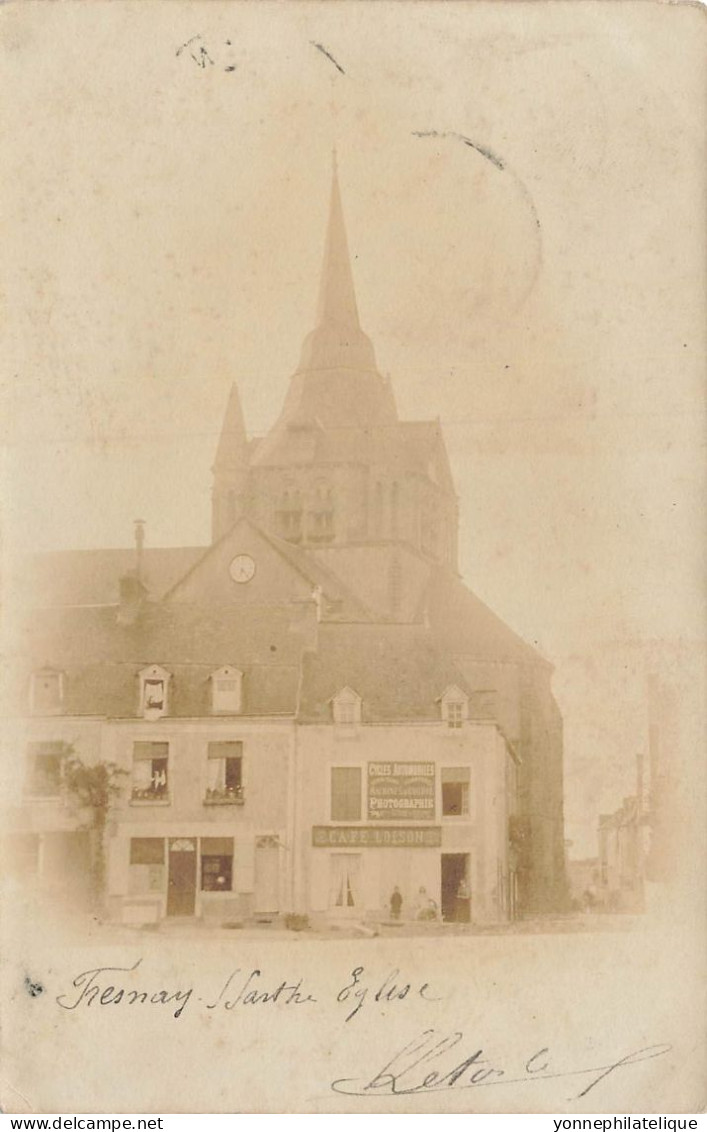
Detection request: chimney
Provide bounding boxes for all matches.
[117,521,147,625]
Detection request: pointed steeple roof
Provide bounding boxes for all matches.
[213,382,248,471]
[298,154,377,373]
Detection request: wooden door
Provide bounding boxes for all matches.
[167,838,197,916]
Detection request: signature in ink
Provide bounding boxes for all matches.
[331,1029,672,1101]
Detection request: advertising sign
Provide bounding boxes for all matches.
[312,826,442,848]
[367,761,436,821]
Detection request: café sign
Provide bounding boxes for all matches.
[367,761,436,821]
[312,826,442,848]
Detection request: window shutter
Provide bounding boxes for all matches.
[233,840,255,893]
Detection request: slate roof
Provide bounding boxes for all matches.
[423,569,548,667]
[297,622,475,723]
[14,603,305,718]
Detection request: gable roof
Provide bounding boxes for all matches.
[161,516,374,620]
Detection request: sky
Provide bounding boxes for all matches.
[3,0,705,857]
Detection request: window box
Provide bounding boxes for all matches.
[130,785,171,805]
[204,785,245,806]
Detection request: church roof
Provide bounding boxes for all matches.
[424,568,550,667]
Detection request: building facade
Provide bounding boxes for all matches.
[4,161,566,926]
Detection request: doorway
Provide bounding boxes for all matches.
[254,836,280,914]
[441,853,470,922]
[167,838,197,916]
[329,854,362,916]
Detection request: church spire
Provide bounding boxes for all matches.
[298,154,376,373]
[213,382,248,471]
[211,382,249,541]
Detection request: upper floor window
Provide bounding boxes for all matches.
[331,687,362,729]
[439,685,468,729]
[131,741,169,803]
[210,667,243,714]
[276,489,303,543]
[331,766,362,822]
[205,741,244,804]
[30,669,63,715]
[24,741,65,798]
[309,483,334,543]
[139,665,170,720]
[442,767,470,816]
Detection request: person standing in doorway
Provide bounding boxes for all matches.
[456,876,471,922]
[390,886,403,920]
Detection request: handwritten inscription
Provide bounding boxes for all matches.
[54,959,433,1023]
[53,961,671,1102]
[331,1030,673,1102]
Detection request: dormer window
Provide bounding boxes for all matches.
[139,665,170,720]
[30,669,64,715]
[439,685,469,729]
[331,687,362,729]
[211,667,243,714]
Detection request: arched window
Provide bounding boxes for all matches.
[308,482,334,543]
[276,487,303,542]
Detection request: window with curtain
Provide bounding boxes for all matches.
[205,741,243,803]
[329,854,361,909]
[131,742,169,801]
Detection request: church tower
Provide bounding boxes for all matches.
[211,157,460,616]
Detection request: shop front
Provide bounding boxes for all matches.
[108,828,285,923]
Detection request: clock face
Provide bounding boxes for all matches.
[229,554,256,584]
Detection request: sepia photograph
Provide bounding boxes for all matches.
[1,0,705,1116]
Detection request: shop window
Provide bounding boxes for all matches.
[439,685,468,729]
[205,741,243,804]
[30,669,64,715]
[210,667,243,714]
[331,687,362,728]
[129,837,165,894]
[331,766,361,821]
[24,741,64,798]
[201,837,234,891]
[442,767,470,817]
[131,741,169,802]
